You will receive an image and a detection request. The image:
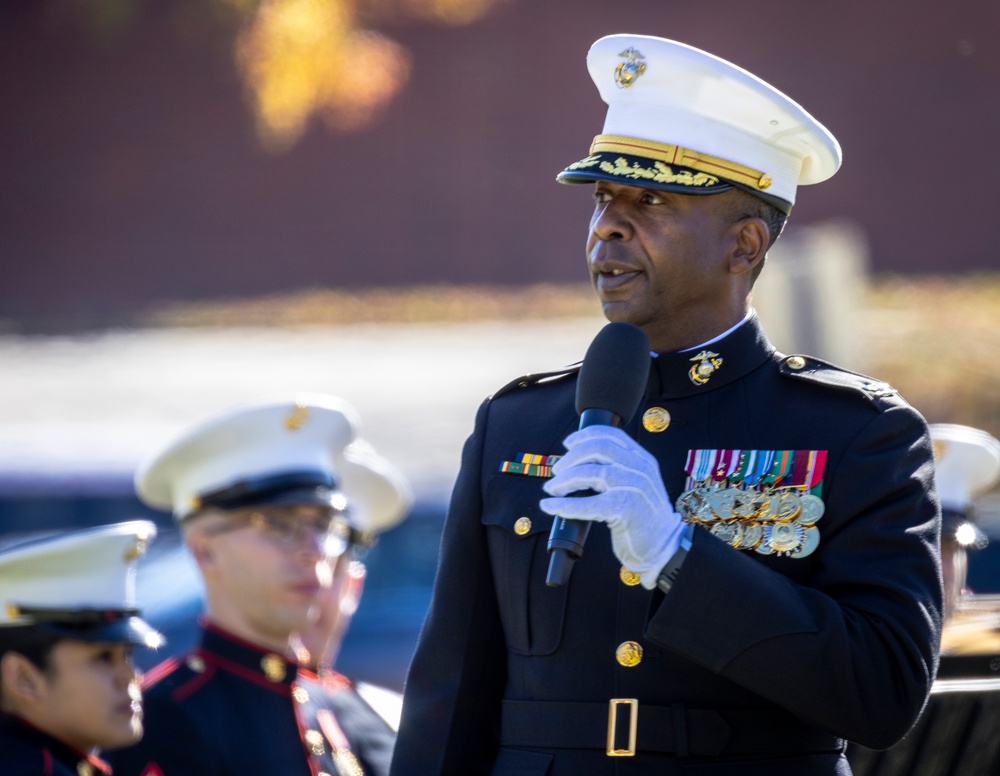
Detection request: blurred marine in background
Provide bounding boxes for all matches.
[931,423,1000,630]
[0,521,161,776]
[106,395,411,776]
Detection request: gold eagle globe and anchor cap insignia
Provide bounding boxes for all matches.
[614,47,647,88]
[688,351,723,385]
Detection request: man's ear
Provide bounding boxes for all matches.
[0,652,48,707]
[728,217,769,277]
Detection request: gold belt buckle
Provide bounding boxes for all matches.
[606,698,638,756]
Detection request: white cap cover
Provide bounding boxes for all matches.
[557,34,842,212]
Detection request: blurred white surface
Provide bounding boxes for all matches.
[0,319,604,501]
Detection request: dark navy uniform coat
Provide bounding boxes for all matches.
[0,714,111,776]
[391,315,942,776]
[106,623,395,776]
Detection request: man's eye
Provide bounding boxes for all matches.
[266,515,297,536]
[640,192,663,205]
[96,649,116,664]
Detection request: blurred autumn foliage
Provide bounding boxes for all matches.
[65,0,513,149]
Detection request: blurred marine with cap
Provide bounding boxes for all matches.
[0,521,161,776]
[930,423,1000,624]
[106,395,411,776]
[392,33,941,775]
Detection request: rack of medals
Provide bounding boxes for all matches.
[675,449,828,559]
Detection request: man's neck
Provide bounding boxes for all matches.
[646,308,752,355]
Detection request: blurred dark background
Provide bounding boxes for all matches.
[2,0,998,332]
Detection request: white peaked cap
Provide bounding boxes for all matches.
[0,520,161,647]
[558,34,842,212]
[930,423,1000,512]
[136,394,412,536]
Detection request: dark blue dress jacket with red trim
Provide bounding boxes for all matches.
[105,623,394,776]
[0,714,111,776]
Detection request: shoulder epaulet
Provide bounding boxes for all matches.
[491,362,581,400]
[777,354,901,405]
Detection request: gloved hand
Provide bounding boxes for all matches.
[540,425,686,589]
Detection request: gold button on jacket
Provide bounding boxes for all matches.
[642,406,671,433]
[615,641,644,667]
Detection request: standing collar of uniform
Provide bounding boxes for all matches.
[676,309,755,354]
[0,713,111,774]
[197,620,299,691]
[650,311,775,399]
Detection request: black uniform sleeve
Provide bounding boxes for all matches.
[390,399,508,775]
[646,402,942,749]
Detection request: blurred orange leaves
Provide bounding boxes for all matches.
[223,0,509,150]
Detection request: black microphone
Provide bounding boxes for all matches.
[545,321,651,587]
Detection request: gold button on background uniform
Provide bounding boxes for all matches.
[619,566,641,586]
[786,355,806,370]
[514,516,532,535]
[304,729,326,755]
[261,653,286,682]
[615,640,643,667]
[186,654,206,673]
[642,407,671,433]
[292,685,310,704]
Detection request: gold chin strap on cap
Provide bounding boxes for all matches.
[590,135,773,191]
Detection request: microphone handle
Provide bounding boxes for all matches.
[545,408,621,587]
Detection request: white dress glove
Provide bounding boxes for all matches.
[540,425,686,589]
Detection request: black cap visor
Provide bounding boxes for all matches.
[557,151,791,214]
[28,611,164,648]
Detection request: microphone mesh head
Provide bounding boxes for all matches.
[575,322,650,422]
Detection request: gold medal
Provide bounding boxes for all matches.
[796,494,825,525]
[766,522,804,555]
[710,521,743,547]
[755,489,779,522]
[708,487,738,520]
[736,522,764,550]
[731,489,757,518]
[675,488,703,521]
[774,491,802,521]
[755,539,775,555]
[791,525,820,558]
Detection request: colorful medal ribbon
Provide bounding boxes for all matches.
[499,452,561,478]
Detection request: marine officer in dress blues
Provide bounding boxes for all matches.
[105,395,411,776]
[391,34,942,775]
[0,521,162,776]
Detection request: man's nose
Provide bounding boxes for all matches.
[591,198,633,242]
